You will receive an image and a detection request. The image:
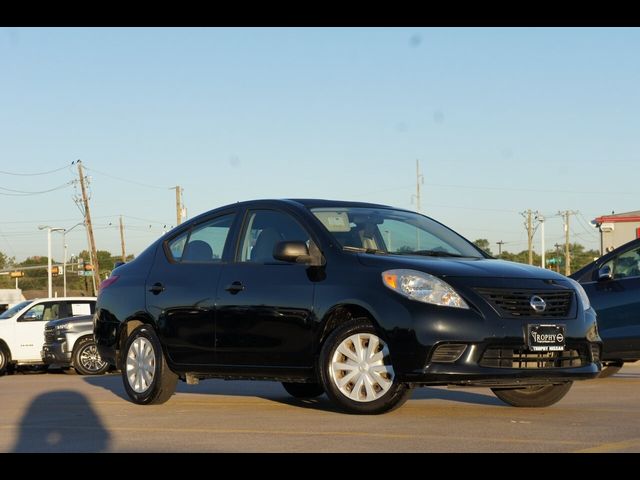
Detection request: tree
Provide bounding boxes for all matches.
[473,239,493,256]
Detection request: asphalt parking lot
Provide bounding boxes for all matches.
[1,362,639,453]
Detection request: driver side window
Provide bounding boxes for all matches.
[610,247,640,279]
[20,303,59,322]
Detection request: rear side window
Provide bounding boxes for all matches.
[167,213,235,263]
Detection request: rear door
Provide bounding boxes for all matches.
[145,210,238,366]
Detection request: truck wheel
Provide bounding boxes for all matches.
[0,345,9,376]
[73,336,110,375]
[492,382,573,407]
[122,325,177,405]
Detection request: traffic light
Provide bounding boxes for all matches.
[9,271,24,278]
[51,266,59,276]
[84,264,94,271]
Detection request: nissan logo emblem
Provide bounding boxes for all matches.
[530,295,547,312]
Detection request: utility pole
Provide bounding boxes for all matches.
[536,214,545,268]
[76,160,100,294]
[172,186,183,225]
[415,159,422,212]
[521,209,538,265]
[496,240,505,257]
[119,215,127,263]
[559,210,576,276]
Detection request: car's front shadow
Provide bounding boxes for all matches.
[82,375,504,410]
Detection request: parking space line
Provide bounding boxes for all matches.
[574,438,640,453]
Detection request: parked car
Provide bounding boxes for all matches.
[41,314,110,375]
[0,297,96,375]
[571,238,640,377]
[95,199,601,414]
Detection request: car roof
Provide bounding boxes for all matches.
[29,297,97,302]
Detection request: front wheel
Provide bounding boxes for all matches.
[491,382,573,408]
[319,318,412,414]
[122,325,178,405]
[73,337,110,375]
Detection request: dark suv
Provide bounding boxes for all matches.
[95,199,601,414]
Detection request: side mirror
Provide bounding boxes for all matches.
[598,264,613,281]
[273,241,311,264]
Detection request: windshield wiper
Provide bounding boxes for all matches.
[342,246,388,255]
[411,250,467,258]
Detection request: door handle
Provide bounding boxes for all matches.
[148,282,165,295]
[225,281,245,294]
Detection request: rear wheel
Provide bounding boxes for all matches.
[73,336,110,375]
[599,361,623,378]
[282,382,324,399]
[319,318,412,414]
[492,382,573,407]
[122,325,177,405]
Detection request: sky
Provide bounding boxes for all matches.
[1,27,638,265]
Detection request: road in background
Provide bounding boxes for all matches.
[1,362,638,452]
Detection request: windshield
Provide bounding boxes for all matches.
[311,207,484,259]
[0,300,31,319]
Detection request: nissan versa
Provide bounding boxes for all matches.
[94,199,601,414]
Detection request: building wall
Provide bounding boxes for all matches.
[602,221,640,252]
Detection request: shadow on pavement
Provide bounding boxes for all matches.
[83,374,503,411]
[12,390,110,452]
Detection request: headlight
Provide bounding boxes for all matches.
[382,269,469,309]
[567,278,591,310]
[54,323,73,332]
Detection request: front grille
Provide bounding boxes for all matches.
[480,346,588,369]
[475,288,573,318]
[44,327,56,343]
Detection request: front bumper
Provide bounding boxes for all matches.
[41,341,72,366]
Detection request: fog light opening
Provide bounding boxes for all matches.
[431,343,467,363]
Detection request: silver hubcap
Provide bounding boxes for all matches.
[126,337,156,393]
[329,332,394,403]
[79,344,107,372]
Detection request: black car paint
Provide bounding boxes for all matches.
[95,199,600,386]
[571,237,640,362]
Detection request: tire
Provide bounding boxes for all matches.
[282,382,324,399]
[73,336,110,375]
[599,361,624,378]
[0,345,9,376]
[491,382,573,408]
[122,325,178,405]
[319,318,413,414]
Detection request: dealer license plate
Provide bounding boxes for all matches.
[528,324,566,352]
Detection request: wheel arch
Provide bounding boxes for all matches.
[116,314,156,370]
[317,303,383,354]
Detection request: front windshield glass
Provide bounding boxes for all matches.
[0,300,31,319]
[311,207,484,258]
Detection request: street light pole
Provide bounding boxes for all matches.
[61,221,85,297]
[38,225,64,298]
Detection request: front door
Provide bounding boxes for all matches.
[146,211,237,366]
[15,301,63,361]
[215,209,316,368]
[583,244,640,359]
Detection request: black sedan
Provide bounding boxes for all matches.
[95,199,601,414]
[571,238,640,377]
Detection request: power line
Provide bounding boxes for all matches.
[0,181,74,196]
[83,165,170,190]
[425,182,637,196]
[0,164,70,176]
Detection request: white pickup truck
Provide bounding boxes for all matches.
[0,297,96,374]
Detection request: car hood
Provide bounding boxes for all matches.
[356,254,563,280]
[45,315,93,329]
